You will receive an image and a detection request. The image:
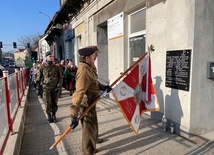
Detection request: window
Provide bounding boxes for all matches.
[130,9,146,33]
[128,8,146,65]
[129,35,146,62]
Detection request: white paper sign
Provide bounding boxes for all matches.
[108,12,124,40]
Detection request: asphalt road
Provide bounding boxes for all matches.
[0,67,15,78]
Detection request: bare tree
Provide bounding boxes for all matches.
[18,33,40,49]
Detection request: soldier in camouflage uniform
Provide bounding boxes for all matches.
[36,51,63,123]
[70,46,111,155]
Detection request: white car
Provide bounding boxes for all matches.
[0,65,4,70]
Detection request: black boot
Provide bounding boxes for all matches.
[52,112,57,123]
[96,138,104,144]
[47,113,53,123]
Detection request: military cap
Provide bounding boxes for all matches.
[78,46,100,56]
[45,51,52,57]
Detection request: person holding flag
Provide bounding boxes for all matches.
[70,45,111,154]
[49,45,159,151]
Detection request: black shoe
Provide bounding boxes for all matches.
[94,149,98,153]
[52,116,57,122]
[52,112,57,123]
[96,138,103,144]
[47,114,53,123]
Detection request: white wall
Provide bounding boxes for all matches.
[108,38,125,84]
[70,0,214,137]
[39,36,50,59]
[190,0,214,134]
[146,0,195,135]
[147,0,214,136]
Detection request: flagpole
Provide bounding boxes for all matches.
[49,45,155,150]
[49,92,107,150]
[49,126,73,150]
[110,44,154,87]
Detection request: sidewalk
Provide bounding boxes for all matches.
[20,88,214,155]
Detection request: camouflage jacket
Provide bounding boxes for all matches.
[36,62,63,90]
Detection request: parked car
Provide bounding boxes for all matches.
[0,65,4,70]
[0,70,2,77]
[3,63,9,68]
[9,62,15,68]
[0,65,4,77]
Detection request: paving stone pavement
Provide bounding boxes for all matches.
[20,88,214,155]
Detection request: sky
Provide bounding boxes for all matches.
[0,0,59,52]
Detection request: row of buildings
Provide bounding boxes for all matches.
[37,0,214,139]
[0,49,34,68]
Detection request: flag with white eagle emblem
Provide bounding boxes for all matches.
[112,52,159,134]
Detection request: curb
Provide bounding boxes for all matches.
[4,87,30,155]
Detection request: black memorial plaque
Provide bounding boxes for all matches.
[165,50,191,91]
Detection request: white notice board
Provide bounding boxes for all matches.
[107,12,124,40]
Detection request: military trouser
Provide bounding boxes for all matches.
[42,88,59,115]
[81,105,98,155]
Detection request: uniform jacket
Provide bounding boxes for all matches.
[36,62,63,90]
[70,62,106,117]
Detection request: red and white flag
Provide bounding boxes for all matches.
[112,52,159,134]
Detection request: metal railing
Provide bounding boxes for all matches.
[0,68,30,155]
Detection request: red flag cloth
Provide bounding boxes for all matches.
[112,53,159,134]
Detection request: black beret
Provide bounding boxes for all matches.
[45,51,52,57]
[78,47,95,56]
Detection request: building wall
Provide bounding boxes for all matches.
[190,0,214,134]
[14,50,29,67]
[71,0,146,82]
[70,0,214,137]
[38,36,50,59]
[146,0,195,137]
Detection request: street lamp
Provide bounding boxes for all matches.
[39,11,51,22]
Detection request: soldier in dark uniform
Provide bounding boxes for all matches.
[70,46,111,155]
[36,51,63,123]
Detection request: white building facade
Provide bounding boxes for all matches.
[67,0,214,138]
[38,35,50,60]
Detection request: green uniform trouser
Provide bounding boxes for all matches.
[81,105,98,155]
[42,89,59,114]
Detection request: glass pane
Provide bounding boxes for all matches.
[129,35,146,65]
[130,9,146,33]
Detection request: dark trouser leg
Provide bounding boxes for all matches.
[51,90,59,122]
[33,82,36,89]
[39,85,43,97]
[52,112,57,122]
[43,90,53,123]
[81,107,98,155]
[47,113,52,123]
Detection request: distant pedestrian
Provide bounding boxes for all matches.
[30,63,37,90]
[36,51,63,123]
[36,61,43,97]
[57,60,65,98]
[66,59,77,96]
